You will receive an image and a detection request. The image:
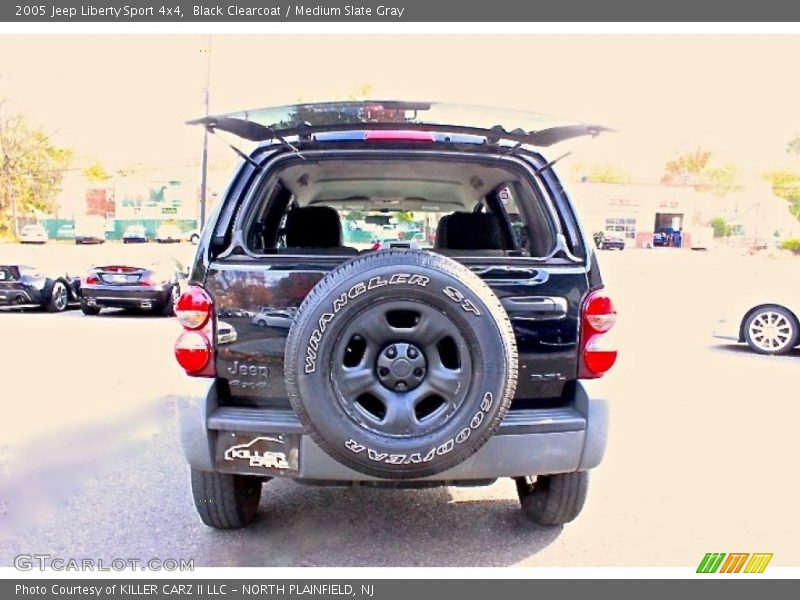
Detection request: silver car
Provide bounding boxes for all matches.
[251,308,296,328]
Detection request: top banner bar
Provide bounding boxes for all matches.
[4,0,800,22]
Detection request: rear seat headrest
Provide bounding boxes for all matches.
[284,206,343,248]
[435,212,506,250]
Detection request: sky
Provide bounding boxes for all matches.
[1,34,800,184]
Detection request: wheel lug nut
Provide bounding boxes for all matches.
[386,346,397,359]
[414,368,424,377]
[395,381,407,391]
[379,367,390,377]
[407,347,418,359]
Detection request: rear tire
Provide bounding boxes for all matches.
[190,469,263,529]
[80,303,100,316]
[160,285,179,317]
[516,471,589,525]
[46,281,69,313]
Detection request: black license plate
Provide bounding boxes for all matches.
[216,432,299,474]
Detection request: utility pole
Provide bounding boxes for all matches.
[199,34,212,227]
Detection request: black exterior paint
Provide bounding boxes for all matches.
[188,137,602,412]
[0,264,81,310]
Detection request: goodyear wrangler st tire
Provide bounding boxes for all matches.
[284,250,518,479]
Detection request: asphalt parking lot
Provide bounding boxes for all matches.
[0,243,798,567]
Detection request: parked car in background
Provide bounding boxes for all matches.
[713,283,800,355]
[80,257,186,316]
[19,224,48,244]
[251,307,296,328]
[217,320,238,345]
[599,236,625,250]
[122,225,148,244]
[0,264,80,312]
[74,218,106,245]
[155,224,182,243]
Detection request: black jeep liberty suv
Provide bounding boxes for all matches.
[175,101,616,529]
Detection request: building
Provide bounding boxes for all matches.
[568,179,799,249]
[569,181,702,248]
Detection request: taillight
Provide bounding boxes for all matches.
[174,286,215,377]
[175,286,212,329]
[83,274,100,285]
[174,331,212,374]
[579,289,618,379]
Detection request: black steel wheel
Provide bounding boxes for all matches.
[284,250,517,479]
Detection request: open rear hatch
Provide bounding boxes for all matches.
[188,100,610,146]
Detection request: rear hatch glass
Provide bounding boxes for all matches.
[189,100,609,147]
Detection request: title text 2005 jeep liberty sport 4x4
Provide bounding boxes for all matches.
[175,101,616,529]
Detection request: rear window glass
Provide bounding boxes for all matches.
[243,156,557,258]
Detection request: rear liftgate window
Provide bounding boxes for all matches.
[243,157,556,259]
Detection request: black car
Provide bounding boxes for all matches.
[600,236,625,250]
[174,101,617,530]
[0,264,80,312]
[79,258,185,316]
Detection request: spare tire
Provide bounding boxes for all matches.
[284,250,517,479]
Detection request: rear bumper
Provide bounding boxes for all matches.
[178,380,609,482]
[81,285,171,308]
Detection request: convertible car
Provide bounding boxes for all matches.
[0,264,81,312]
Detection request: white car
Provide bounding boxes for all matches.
[19,224,48,244]
[155,224,182,243]
[251,308,296,328]
[217,320,238,345]
[713,282,800,355]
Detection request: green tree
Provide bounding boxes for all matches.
[396,211,415,224]
[709,216,733,238]
[762,170,800,222]
[0,99,73,237]
[83,161,111,183]
[695,162,744,198]
[572,163,631,184]
[661,148,713,184]
[344,210,364,221]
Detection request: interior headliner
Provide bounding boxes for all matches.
[279,159,522,211]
